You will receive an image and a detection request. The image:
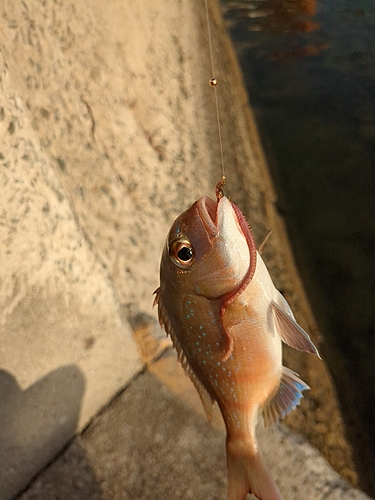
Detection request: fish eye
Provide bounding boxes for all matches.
[177,246,193,261]
[169,238,195,269]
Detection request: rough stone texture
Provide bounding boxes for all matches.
[0,55,141,500]
[0,0,368,498]
[18,351,371,500]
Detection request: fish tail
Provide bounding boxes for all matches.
[226,436,283,500]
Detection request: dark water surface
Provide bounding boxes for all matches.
[221,0,375,495]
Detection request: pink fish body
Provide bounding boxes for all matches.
[154,196,319,500]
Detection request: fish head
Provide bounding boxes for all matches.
[160,196,257,300]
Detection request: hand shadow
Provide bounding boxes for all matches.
[0,365,103,500]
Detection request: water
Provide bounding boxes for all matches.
[221,0,375,495]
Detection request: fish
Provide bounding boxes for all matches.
[154,194,320,500]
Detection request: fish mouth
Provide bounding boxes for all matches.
[197,196,219,236]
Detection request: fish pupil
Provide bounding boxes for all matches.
[178,246,193,262]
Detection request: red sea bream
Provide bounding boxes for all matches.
[154,195,319,500]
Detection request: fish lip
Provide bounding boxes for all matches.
[197,196,218,236]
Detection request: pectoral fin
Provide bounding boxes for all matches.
[271,299,320,358]
[262,367,309,426]
[221,301,249,361]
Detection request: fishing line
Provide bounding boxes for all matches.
[204,0,226,194]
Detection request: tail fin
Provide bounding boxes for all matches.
[226,437,283,500]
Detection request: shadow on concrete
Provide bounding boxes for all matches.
[0,365,103,500]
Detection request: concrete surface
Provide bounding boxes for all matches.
[18,349,371,500]
[0,0,369,498]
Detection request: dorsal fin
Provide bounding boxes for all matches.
[153,288,215,421]
[262,367,309,427]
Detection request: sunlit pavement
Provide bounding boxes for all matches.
[18,348,371,500]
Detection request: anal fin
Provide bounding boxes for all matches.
[262,367,309,427]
